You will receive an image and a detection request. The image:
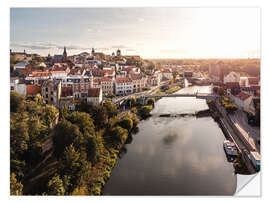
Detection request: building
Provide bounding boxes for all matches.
[239,77,260,87]
[59,86,75,111]
[224,72,240,84]
[225,82,241,96]
[248,97,260,116]
[184,71,193,78]
[26,84,41,97]
[231,91,253,112]
[10,77,26,95]
[161,69,173,80]
[62,75,93,99]
[87,88,103,106]
[53,47,68,63]
[130,73,147,93]
[41,79,62,107]
[14,62,30,71]
[115,77,133,95]
[117,49,121,57]
[209,61,229,82]
[93,77,114,96]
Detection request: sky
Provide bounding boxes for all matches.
[10,8,260,59]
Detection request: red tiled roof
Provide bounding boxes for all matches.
[51,70,66,74]
[115,77,132,83]
[26,85,41,95]
[130,73,143,80]
[31,71,52,77]
[236,91,252,101]
[248,77,260,85]
[88,88,101,97]
[94,77,112,84]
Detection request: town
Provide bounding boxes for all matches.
[10,47,260,195]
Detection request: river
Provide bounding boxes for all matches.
[102,85,237,195]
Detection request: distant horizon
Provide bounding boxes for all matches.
[10,48,260,60]
[10,8,260,59]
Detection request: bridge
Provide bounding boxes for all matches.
[143,93,218,100]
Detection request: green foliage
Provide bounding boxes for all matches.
[44,105,59,127]
[10,91,25,113]
[103,126,128,150]
[10,173,23,195]
[117,116,133,132]
[53,120,82,157]
[103,99,118,119]
[66,111,95,136]
[130,97,136,106]
[47,174,65,195]
[138,105,153,119]
[60,145,91,194]
[147,98,155,106]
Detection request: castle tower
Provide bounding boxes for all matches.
[63,46,67,62]
[116,49,121,57]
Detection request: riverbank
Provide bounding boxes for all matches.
[86,112,140,195]
[206,100,250,174]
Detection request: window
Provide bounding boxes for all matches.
[46,87,48,92]
[46,94,48,98]
[51,97,53,101]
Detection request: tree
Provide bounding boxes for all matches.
[10,91,25,113]
[138,105,152,119]
[130,97,136,106]
[103,99,118,119]
[47,174,65,195]
[53,120,82,156]
[10,173,23,195]
[43,104,59,127]
[117,116,133,132]
[66,112,95,136]
[217,87,225,96]
[61,145,91,193]
[147,98,155,106]
[103,126,128,149]
[89,105,108,130]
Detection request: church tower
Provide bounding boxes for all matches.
[63,46,67,62]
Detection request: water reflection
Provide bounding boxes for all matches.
[103,86,236,195]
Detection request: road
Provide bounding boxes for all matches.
[229,110,260,152]
[215,99,257,173]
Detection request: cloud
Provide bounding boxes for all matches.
[138,18,145,22]
[10,42,90,51]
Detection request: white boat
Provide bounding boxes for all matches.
[223,140,238,156]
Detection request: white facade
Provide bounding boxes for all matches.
[10,78,26,95]
[115,78,133,95]
[231,94,253,112]
[51,71,68,79]
[224,72,240,84]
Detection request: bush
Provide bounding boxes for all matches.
[138,105,152,118]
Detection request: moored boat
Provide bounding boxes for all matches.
[223,140,238,156]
